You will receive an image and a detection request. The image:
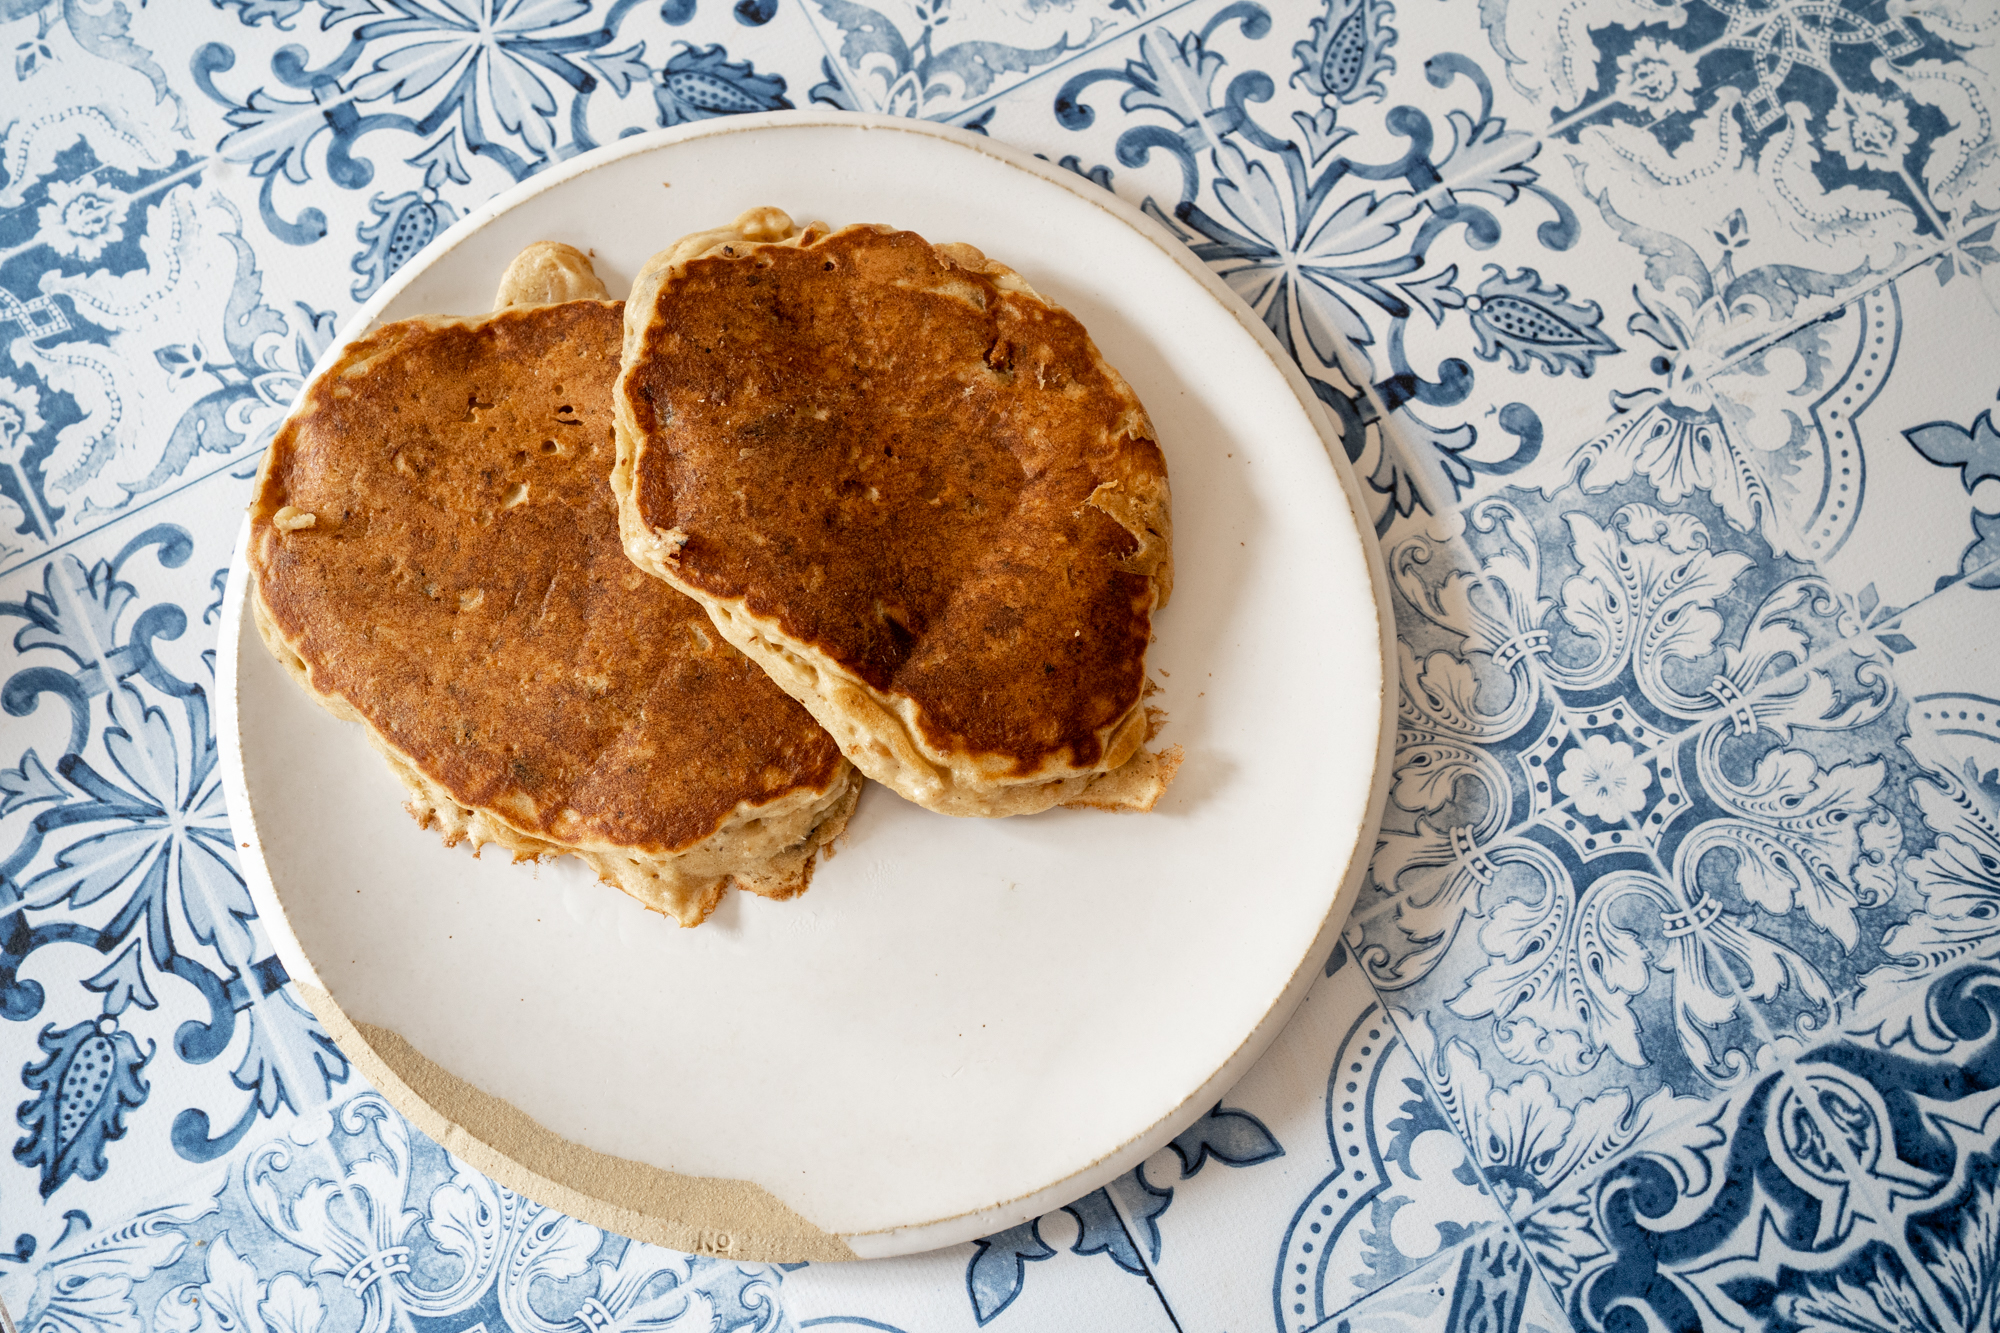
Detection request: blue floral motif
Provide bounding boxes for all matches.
[1395,1006,1702,1224]
[1906,411,2000,590]
[15,1014,151,1197]
[808,0,1103,120]
[254,1093,788,1333]
[10,0,186,128]
[1489,186,1893,559]
[1271,984,1476,1327]
[1360,490,1902,1089]
[1848,719,2000,1046]
[1050,0,1586,531]
[2,1089,791,1333]
[0,104,323,568]
[965,1221,1054,1325]
[963,1101,1281,1324]
[208,0,644,170]
[654,43,795,122]
[1290,0,1392,106]
[1519,957,2000,1333]
[351,190,459,301]
[6,1202,213,1333]
[9,0,2000,1328]
[0,527,350,1187]
[194,1,794,292]
[1463,266,1617,377]
[1497,0,1990,241]
[1146,0,2000,552]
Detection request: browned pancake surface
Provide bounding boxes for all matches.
[622,227,1165,777]
[251,301,846,853]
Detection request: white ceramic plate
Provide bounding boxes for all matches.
[217,113,1393,1260]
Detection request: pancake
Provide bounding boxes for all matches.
[249,242,860,926]
[612,209,1179,817]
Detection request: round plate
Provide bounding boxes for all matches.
[217,113,1393,1261]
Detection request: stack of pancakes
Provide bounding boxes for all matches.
[251,211,1178,927]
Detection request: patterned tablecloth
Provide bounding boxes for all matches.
[2,0,1998,1329]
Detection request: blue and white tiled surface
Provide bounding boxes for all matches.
[1,0,1997,1328]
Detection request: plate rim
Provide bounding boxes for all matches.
[215,109,1398,1260]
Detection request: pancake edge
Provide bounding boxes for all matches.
[611,211,1177,818]
[249,273,861,925]
[250,572,859,926]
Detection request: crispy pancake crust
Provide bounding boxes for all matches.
[249,244,859,925]
[613,210,1177,817]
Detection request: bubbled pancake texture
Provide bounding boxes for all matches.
[250,301,847,855]
[623,227,1164,779]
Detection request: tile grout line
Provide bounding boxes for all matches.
[1801,14,1960,244]
[936,0,1215,130]
[1367,239,1957,550]
[789,0,879,113]
[1348,208,1939,548]
[1696,297,1904,571]
[1359,993,1596,1325]
[7,8,881,570]
[1346,347,2000,1048]
[11,0,1984,1288]
[1705,237,1953,382]
[0,525,370,1287]
[1347,598,1784,1317]
[1091,1173,1191,1333]
[1338,3,1985,537]
[1485,794,1799,1288]
[1769,1055,1957,1324]
[1302,1225,1512,1333]
[1356,506,1914,1293]
[0,450,262,587]
[1421,190,1946,516]
[1718,537,2000,708]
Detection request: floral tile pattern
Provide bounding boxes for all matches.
[5,0,2000,1330]
[1303,1230,1569,1333]
[1510,958,2000,1333]
[1706,262,2000,604]
[0,1090,794,1333]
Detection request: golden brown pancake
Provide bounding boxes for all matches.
[613,209,1179,817]
[249,243,859,926]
